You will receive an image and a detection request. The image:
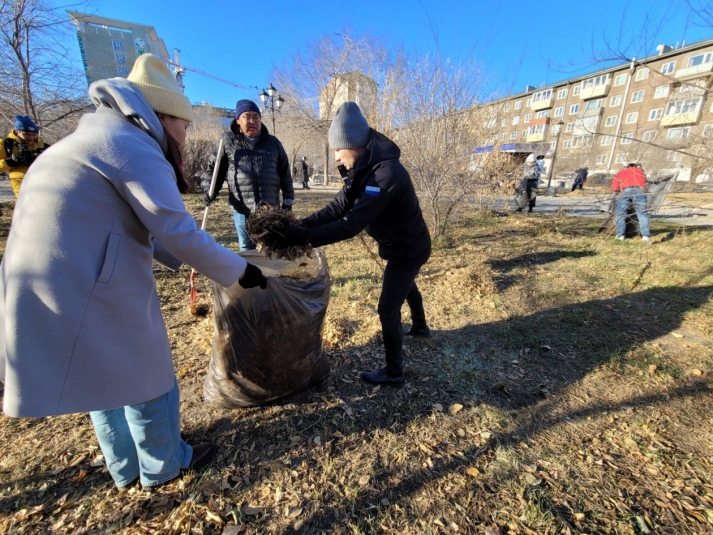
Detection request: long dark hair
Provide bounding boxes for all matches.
[164,129,189,194]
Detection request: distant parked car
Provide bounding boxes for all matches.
[588,172,613,184]
[553,171,577,189]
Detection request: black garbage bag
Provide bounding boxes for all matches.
[514,189,529,210]
[204,249,331,408]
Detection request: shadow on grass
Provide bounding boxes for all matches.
[2,285,711,533]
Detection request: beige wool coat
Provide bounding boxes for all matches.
[0,78,247,417]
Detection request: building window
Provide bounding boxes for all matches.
[572,85,581,96]
[635,67,649,81]
[667,150,683,162]
[512,116,520,125]
[586,99,602,110]
[554,107,564,117]
[530,124,547,135]
[563,139,572,149]
[687,52,713,67]
[581,73,609,91]
[610,95,622,107]
[643,130,656,142]
[503,103,510,112]
[499,132,506,141]
[621,133,634,144]
[613,73,627,86]
[631,90,644,103]
[661,61,675,75]
[501,118,507,127]
[596,154,608,164]
[526,98,532,107]
[615,153,627,164]
[117,65,129,76]
[515,101,522,110]
[665,97,701,116]
[524,113,532,122]
[601,135,613,146]
[569,104,579,114]
[667,127,691,139]
[557,88,567,99]
[114,53,126,64]
[605,115,617,127]
[654,85,669,99]
[625,112,638,124]
[531,89,552,105]
[510,130,518,139]
[536,110,550,119]
[703,124,713,138]
[649,108,663,121]
[565,122,575,132]
[522,129,528,138]
[112,39,124,51]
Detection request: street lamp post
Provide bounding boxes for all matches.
[546,120,565,196]
[258,83,284,135]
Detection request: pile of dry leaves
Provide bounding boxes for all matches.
[246,206,312,261]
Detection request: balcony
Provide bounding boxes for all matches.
[579,81,611,100]
[526,132,545,142]
[660,109,703,127]
[526,118,549,142]
[674,62,713,82]
[531,95,555,111]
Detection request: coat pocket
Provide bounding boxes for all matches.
[97,233,121,285]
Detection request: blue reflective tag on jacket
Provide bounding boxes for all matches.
[365,186,381,196]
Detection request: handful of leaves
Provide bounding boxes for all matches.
[247,205,313,261]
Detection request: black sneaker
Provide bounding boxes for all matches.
[405,326,432,338]
[361,368,404,387]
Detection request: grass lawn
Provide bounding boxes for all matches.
[0,189,712,535]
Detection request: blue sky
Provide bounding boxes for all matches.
[85,0,710,109]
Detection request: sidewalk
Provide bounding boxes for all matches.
[0,179,15,203]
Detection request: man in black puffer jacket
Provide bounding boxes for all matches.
[202,100,294,250]
[268,102,432,387]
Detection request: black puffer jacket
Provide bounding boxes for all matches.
[302,129,430,261]
[202,122,293,214]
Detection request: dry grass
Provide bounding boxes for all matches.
[1,192,713,535]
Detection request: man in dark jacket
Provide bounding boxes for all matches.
[268,102,432,386]
[572,167,588,191]
[203,100,294,251]
[301,156,310,189]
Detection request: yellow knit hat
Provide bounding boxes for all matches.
[127,54,193,122]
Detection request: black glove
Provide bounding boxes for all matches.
[272,221,308,248]
[281,202,292,211]
[203,191,215,207]
[4,157,18,168]
[238,263,267,290]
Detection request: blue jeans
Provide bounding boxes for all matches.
[616,187,650,238]
[231,209,256,251]
[89,378,192,488]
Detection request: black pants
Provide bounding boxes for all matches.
[377,249,430,375]
[526,179,538,210]
[302,176,309,189]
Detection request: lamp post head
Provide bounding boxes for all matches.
[267,83,276,98]
[259,89,268,104]
[276,95,284,110]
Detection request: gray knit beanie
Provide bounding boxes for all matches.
[328,102,371,149]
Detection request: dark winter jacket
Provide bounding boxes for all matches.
[575,168,588,183]
[202,122,293,214]
[301,129,431,261]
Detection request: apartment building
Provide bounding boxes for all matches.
[476,37,713,182]
[68,12,170,86]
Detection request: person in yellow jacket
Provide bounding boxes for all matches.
[0,116,50,197]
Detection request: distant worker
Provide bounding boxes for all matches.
[536,154,546,175]
[202,100,294,251]
[611,162,651,244]
[301,156,310,189]
[0,116,50,197]
[515,153,541,213]
[572,167,588,191]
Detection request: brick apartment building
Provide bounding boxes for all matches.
[476,37,713,183]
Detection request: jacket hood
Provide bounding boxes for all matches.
[230,120,270,138]
[89,77,166,152]
[354,129,400,173]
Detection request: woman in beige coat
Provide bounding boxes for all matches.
[0,54,267,490]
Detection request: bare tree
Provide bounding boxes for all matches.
[0,0,90,141]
